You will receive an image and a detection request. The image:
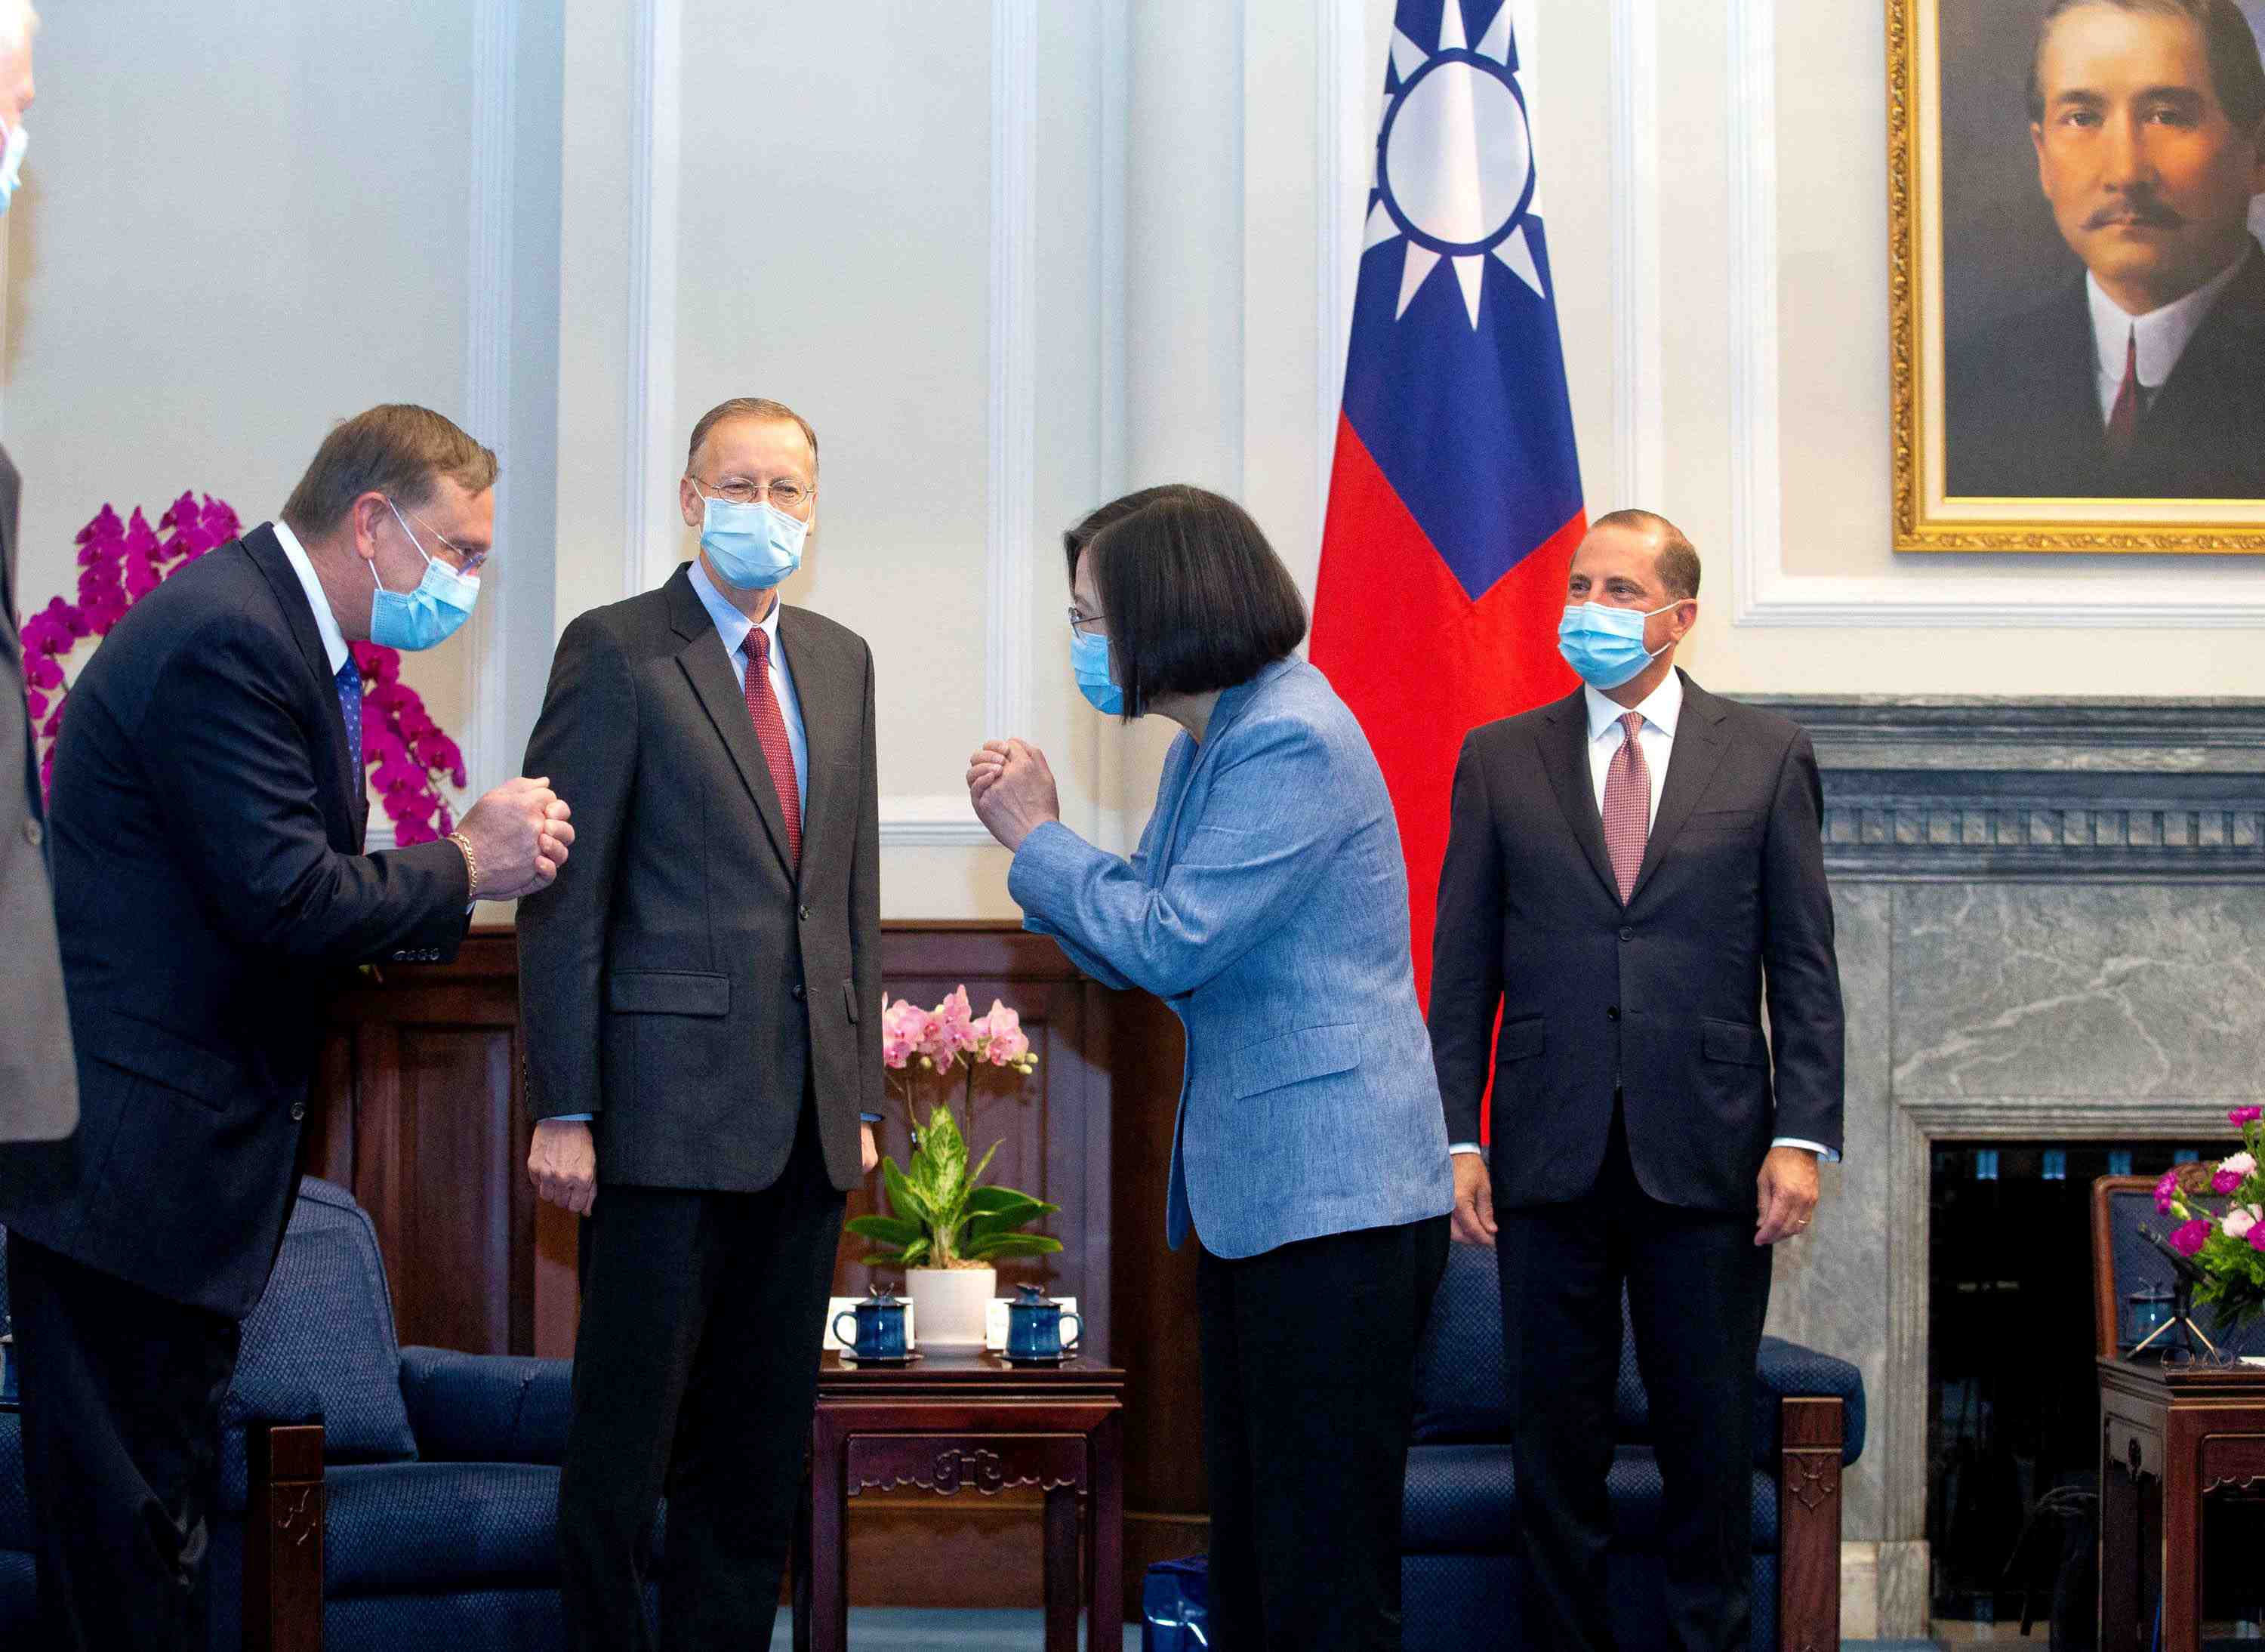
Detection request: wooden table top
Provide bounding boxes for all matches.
[817,1349,1126,1395]
[2097,1354,2265,1400]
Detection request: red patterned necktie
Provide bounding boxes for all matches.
[743,627,802,868]
[1601,710,1650,904]
[2106,329,2140,459]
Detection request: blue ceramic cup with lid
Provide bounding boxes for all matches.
[833,1286,909,1362]
[1004,1284,1082,1362]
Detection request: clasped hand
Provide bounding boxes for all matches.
[456,775,575,900]
[966,739,1061,852]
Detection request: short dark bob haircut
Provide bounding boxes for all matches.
[1063,485,1308,718]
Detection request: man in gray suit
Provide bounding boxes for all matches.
[0,3,75,1145]
[517,396,883,1651]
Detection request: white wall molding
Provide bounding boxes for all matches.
[461,0,518,800]
[1724,0,2265,630]
[1607,0,1662,510]
[624,0,682,600]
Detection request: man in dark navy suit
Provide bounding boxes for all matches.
[1946,0,2265,498]
[1430,510,1844,1652]
[0,405,574,1651]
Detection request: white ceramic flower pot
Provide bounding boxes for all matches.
[904,1265,995,1352]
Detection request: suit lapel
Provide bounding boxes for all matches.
[1151,659,1287,872]
[1625,670,1729,905]
[778,604,853,868]
[667,566,796,879]
[242,526,359,849]
[1538,689,1620,903]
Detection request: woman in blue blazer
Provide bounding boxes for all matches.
[968,485,1455,1652]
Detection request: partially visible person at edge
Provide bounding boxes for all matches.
[967,484,1455,1652]
[0,2,76,1147]
[0,405,573,1651]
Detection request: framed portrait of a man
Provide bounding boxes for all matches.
[1891,0,2265,550]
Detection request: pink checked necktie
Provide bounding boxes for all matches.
[1601,711,1650,904]
[743,628,803,868]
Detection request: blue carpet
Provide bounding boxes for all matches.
[766,1608,1142,1649]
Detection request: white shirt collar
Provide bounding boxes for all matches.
[686,555,781,661]
[1583,667,1683,744]
[2086,242,2250,396]
[269,519,352,675]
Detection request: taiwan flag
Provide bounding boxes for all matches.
[1311,0,1584,1005]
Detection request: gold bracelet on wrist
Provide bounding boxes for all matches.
[448,831,480,900]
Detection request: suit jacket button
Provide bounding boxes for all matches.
[290,1102,307,1122]
[1619,926,1634,943]
[1606,1006,1619,1021]
[798,905,811,923]
[21,818,42,848]
[792,983,806,1001]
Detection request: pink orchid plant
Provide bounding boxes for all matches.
[18,495,465,844]
[2153,1105,2265,1327]
[847,986,1054,1273]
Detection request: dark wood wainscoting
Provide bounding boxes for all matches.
[307,920,1206,1613]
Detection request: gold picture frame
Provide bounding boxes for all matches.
[1887,0,2265,553]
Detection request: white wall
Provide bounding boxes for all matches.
[5,0,565,854]
[11,1,2260,924]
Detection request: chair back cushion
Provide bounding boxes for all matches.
[233,1177,417,1463]
[1412,1241,1654,1443]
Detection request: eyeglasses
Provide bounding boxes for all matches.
[692,476,814,512]
[390,500,489,574]
[1066,606,1107,636]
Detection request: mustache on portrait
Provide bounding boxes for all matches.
[2085,196,2183,231]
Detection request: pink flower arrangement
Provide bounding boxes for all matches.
[2149,1109,2265,1328]
[17,496,465,845]
[875,982,1039,1148]
[879,985,1036,1077]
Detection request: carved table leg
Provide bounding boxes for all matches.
[1043,1485,1080,1652]
[1090,1411,1123,1643]
[809,1413,849,1652]
[793,1456,813,1652]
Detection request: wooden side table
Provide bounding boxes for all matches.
[2097,1356,2265,1652]
[792,1350,1126,1652]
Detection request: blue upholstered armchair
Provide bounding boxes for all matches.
[1401,1240,1866,1652]
[2,1178,613,1651]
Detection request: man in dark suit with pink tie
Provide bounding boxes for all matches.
[1428,509,1846,1652]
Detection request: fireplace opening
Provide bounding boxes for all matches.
[1926,1139,2265,1636]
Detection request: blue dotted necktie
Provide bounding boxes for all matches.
[334,658,363,781]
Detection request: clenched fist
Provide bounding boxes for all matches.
[458,775,575,900]
[528,1117,597,1215]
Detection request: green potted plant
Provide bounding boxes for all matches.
[847,987,1058,1350]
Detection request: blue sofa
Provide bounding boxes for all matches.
[1401,1241,1866,1652]
[2,1177,636,1651]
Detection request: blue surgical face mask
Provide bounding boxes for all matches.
[700,495,808,590]
[1557,600,1678,691]
[1071,629,1123,716]
[0,120,29,216]
[369,499,480,652]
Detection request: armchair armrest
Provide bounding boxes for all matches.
[398,1345,572,1466]
[1754,1335,1866,1465]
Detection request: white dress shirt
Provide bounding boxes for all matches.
[1448,670,1835,1163]
[270,519,351,676]
[2086,245,2250,424]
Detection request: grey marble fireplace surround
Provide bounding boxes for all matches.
[1745,695,2265,1638]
